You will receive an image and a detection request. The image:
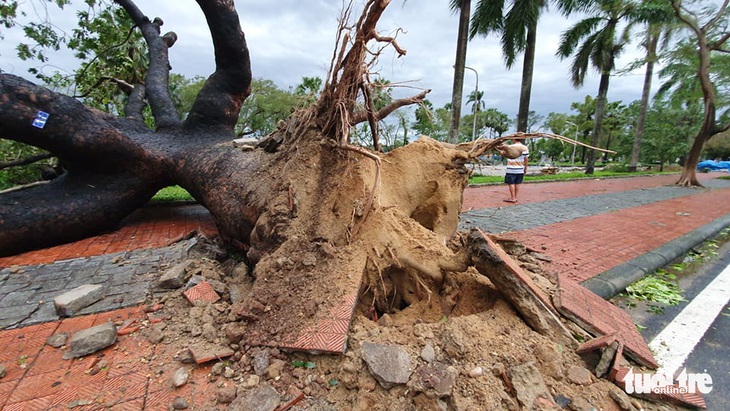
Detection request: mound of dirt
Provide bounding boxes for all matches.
[118,235,688,411]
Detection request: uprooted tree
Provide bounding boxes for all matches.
[0,0,485,313]
[1,0,601,340]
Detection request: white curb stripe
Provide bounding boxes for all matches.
[649,260,730,376]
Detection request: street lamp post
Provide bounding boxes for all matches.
[464,65,479,141]
[566,121,579,166]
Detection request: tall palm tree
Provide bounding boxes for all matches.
[628,1,678,172]
[469,0,588,132]
[466,89,485,114]
[556,0,637,174]
[448,0,472,143]
[470,0,546,132]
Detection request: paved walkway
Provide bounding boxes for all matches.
[0,172,729,410]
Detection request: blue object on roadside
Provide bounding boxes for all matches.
[32,111,49,129]
[697,160,730,171]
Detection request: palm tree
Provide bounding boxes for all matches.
[470,0,546,132]
[466,89,485,114]
[628,1,678,172]
[448,0,472,143]
[469,0,588,132]
[556,0,637,174]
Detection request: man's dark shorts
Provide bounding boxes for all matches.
[505,173,524,185]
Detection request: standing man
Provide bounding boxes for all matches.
[499,141,529,203]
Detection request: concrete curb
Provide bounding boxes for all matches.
[581,213,730,299]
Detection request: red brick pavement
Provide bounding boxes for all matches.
[508,188,730,283]
[0,307,227,410]
[461,173,713,211]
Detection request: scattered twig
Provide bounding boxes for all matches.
[0,152,54,170]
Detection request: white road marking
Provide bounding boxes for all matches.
[649,260,730,376]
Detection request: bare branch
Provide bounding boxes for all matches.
[0,152,54,171]
[185,0,252,130]
[370,29,407,57]
[352,89,430,124]
[702,0,730,33]
[115,0,180,129]
[359,81,381,151]
[711,31,730,50]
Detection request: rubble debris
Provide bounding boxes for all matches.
[63,322,117,359]
[508,362,557,410]
[361,342,413,389]
[468,229,574,343]
[53,284,104,317]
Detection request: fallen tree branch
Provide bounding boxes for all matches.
[453,131,617,161]
[0,152,54,171]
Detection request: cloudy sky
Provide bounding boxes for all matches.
[1,0,664,127]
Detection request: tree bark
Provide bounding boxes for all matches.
[672,0,730,187]
[585,72,610,175]
[448,0,471,143]
[516,21,537,133]
[629,33,658,173]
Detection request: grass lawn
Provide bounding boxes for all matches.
[468,169,679,185]
[150,185,195,202]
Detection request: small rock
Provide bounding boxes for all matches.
[241,374,260,389]
[64,322,117,359]
[211,362,225,376]
[509,362,555,410]
[420,344,436,363]
[468,366,483,378]
[228,383,280,411]
[171,367,190,388]
[409,362,458,398]
[567,366,593,386]
[361,342,412,389]
[54,284,105,317]
[377,313,394,327]
[266,359,286,379]
[609,390,636,411]
[202,323,218,342]
[224,367,235,379]
[171,396,189,409]
[46,333,68,348]
[231,261,250,278]
[0,364,6,378]
[157,261,192,289]
[147,327,165,344]
[301,253,317,267]
[217,385,237,403]
[252,349,270,376]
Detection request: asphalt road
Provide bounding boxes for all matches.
[615,239,730,410]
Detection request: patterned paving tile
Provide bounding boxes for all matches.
[554,275,658,369]
[183,281,220,304]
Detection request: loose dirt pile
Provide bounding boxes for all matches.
[120,235,690,411]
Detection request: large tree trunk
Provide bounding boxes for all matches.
[448,0,472,143]
[672,0,730,187]
[585,72,610,175]
[515,22,537,133]
[628,32,658,173]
